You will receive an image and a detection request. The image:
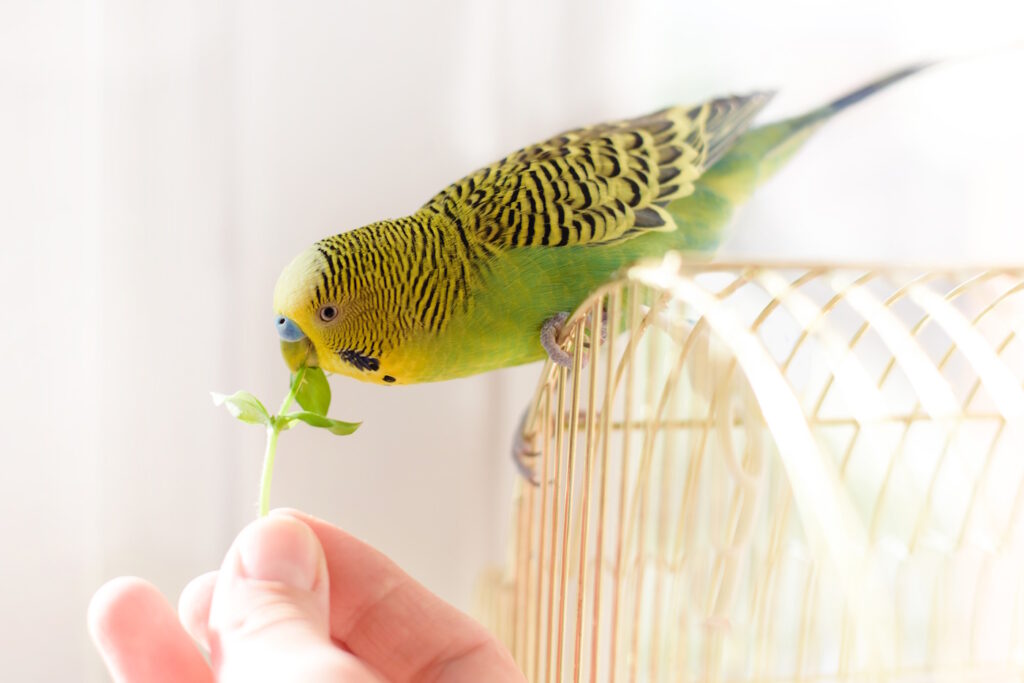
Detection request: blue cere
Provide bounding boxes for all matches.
[275,316,306,342]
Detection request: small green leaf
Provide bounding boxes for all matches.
[211,390,272,426]
[293,367,331,416]
[282,410,360,436]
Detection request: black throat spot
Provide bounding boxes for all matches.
[339,348,380,373]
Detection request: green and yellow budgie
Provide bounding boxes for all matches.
[273,64,928,385]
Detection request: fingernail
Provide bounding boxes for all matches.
[236,517,322,590]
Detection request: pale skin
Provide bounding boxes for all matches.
[89,509,525,682]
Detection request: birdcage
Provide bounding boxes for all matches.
[477,253,1024,683]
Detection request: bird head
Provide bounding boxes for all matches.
[272,239,393,385]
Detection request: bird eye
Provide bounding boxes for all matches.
[318,304,338,322]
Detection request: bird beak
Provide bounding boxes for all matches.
[280,338,317,372]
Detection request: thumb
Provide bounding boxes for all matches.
[207,515,369,682]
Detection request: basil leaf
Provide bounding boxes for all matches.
[282,410,360,436]
[293,367,331,416]
[211,391,272,426]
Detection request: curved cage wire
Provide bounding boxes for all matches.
[478,254,1024,683]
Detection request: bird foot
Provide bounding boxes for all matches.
[540,312,573,368]
[512,410,542,485]
[540,309,608,369]
[511,408,596,484]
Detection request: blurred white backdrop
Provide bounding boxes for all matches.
[1,1,1021,680]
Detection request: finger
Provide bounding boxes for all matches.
[208,515,382,682]
[273,509,524,682]
[178,570,218,650]
[89,576,214,683]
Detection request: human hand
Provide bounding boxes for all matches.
[89,510,524,682]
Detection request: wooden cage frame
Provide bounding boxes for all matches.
[479,254,1024,683]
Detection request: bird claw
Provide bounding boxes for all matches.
[510,408,595,484]
[540,308,608,369]
[512,410,542,485]
[540,312,573,368]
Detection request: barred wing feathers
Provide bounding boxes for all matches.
[425,92,773,249]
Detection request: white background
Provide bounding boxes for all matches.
[1,1,1022,680]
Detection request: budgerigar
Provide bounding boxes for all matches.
[274,65,928,385]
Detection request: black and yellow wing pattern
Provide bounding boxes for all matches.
[425,92,773,250]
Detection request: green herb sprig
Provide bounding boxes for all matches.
[212,367,359,517]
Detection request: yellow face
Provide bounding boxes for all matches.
[272,246,398,385]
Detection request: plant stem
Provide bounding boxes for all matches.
[279,366,305,414]
[259,425,281,517]
[258,367,306,517]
